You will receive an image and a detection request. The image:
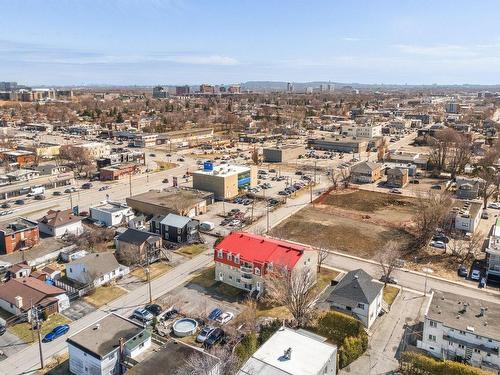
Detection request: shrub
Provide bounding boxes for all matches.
[400,352,489,375]
[235,332,258,362]
[258,319,283,345]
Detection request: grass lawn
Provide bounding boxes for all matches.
[383,285,400,307]
[322,190,416,213]
[315,268,340,293]
[43,354,69,375]
[176,244,206,258]
[83,285,127,307]
[189,266,244,299]
[9,313,71,344]
[130,262,172,281]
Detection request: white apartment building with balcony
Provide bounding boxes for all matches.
[340,123,382,139]
[418,290,500,373]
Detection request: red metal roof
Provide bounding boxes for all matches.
[214,232,311,269]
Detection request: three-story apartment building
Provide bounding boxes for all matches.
[418,290,500,373]
[214,232,317,296]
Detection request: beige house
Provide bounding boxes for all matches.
[386,167,409,188]
[350,161,382,183]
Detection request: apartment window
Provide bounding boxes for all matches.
[217,250,223,258]
[429,320,437,328]
[474,349,480,354]
[177,228,181,234]
[459,330,466,335]
[227,253,232,261]
[255,268,261,276]
[428,335,436,342]
[139,343,144,349]
[234,255,240,264]
[69,268,72,273]
[229,275,233,280]
[458,344,465,349]
[268,262,273,271]
[357,303,364,309]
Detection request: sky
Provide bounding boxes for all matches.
[1,0,500,86]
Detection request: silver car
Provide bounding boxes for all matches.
[196,326,215,343]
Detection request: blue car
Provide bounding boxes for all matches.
[42,324,70,343]
[208,308,223,321]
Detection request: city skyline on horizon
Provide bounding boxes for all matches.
[2,0,500,86]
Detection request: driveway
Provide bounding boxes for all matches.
[340,289,429,374]
[61,300,96,321]
[0,330,29,358]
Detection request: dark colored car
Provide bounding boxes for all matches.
[458,265,468,277]
[78,211,89,217]
[15,199,25,205]
[34,194,45,200]
[208,307,223,321]
[430,185,442,190]
[145,304,163,316]
[1,203,11,208]
[204,328,224,348]
[42,324,70,343]
[53,191,63,196]
[0,325,6,336]
[163,308,178,320]
[82,183,93,189]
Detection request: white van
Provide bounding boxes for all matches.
[200,221,215,231]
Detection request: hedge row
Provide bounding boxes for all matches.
[400,352,491,375]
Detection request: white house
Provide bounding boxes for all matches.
[65,252,129,287]
[486,217,500,284]
[67,314,151,375]
[452,201,482,234]
[325,269,384,329]
[237,327,337,375]
[38,209,83,237]
[90,201,134,227]
[418,290,500,373]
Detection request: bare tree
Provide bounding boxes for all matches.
[328,168,340,190]
[265,267,317,327]
[448,232,484,264]
[376,241,401,285]
[411,191,452,252]
[316,246,329,273]
[474,153,500,208]
[340,168,351,188]
[176,346,239,375]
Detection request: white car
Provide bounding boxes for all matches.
[488,203,500,209]
[470,269,481,281]
[430,240,446,249]
[215,312,234,325]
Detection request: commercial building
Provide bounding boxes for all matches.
[75,142,111,160]
[67,314,151,375]
[193,164,257,200]
[19,142,60,158]
[152,86,168,99]
[214,232,317,295]
[175,85,190,96]
[126,188,213,217]
[341,123,382,139]
[157,127,214,147]
[263,145,306,163]
[237,327,337,375]
[0,150,36,168]
[133,134,158,148]
[199,84,214,94]
[99,164,138,181]
[418,290,500,373]
[90,201,135,227]
[0,218,39,254]
[307,137,369,155]
[0,172,74,200]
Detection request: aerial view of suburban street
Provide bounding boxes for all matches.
[0,1,499,375]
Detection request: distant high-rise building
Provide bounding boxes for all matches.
[327,83,335,92]
[199,84,214,94]
[445,101,459,114]
[0,82,17,92]
[175,85,190,96]
[153,86,168,98]
[286,82,294,92]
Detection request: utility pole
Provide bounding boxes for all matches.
[146,246,153,304]
[33,306,44,369]
[251,200,254,223]
[310,182,313,203]
[129,172,132,197]
[314,160,317,184]
[69,191,73,210]
[266,205,270,233]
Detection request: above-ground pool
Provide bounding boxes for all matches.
[172,318,198,337]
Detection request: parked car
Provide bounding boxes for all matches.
[162,308,178,320]
[204,328,225,348]
[432,235,449,243]
[215,312,234,325]
[145,304,163,316]
[34,194,45,200]
[390,189,403,194]
[78,211,89,217]
[208,307,223,321]
[470,269,481,281]
[479,277,487,288]
[409,179,420,184]
[42,324,70,343]
[15,199,25,205]
[149,153,156,157]
[82,183,93,189]
[196,325,215,343]
[488,203,500,209]
[0,325,6,336]
[481,211,489,219]
[430,240,446,249]
[52,191,63,196]
[457,265,468,277]
[132,308,154,322]
[99,186,111,191]
[430,185,442,190]
[379,275,398,284]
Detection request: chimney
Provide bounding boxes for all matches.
[283,347,292,360]
[15,296,23,309]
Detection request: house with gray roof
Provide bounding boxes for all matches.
[115,228,162,266]
[65,252,129,287]
[150,213,199,243]
[325,268,384,329]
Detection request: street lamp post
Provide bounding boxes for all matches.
[422,267,433,296]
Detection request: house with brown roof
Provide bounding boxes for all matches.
[0,277,69,318]
[350,161,382,183]
[38,209,83,237]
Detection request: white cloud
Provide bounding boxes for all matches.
[395,44,478,58]
[341,37,361,42]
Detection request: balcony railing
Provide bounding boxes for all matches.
[240,265,253,274]
[241,273,253,281]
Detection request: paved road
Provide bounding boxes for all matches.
[0,245,215,374]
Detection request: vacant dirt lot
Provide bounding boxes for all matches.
[272,189,417,259]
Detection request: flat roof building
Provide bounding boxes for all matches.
[263,145,306,163]
[192,164,257,200]
[126,188,213,217]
